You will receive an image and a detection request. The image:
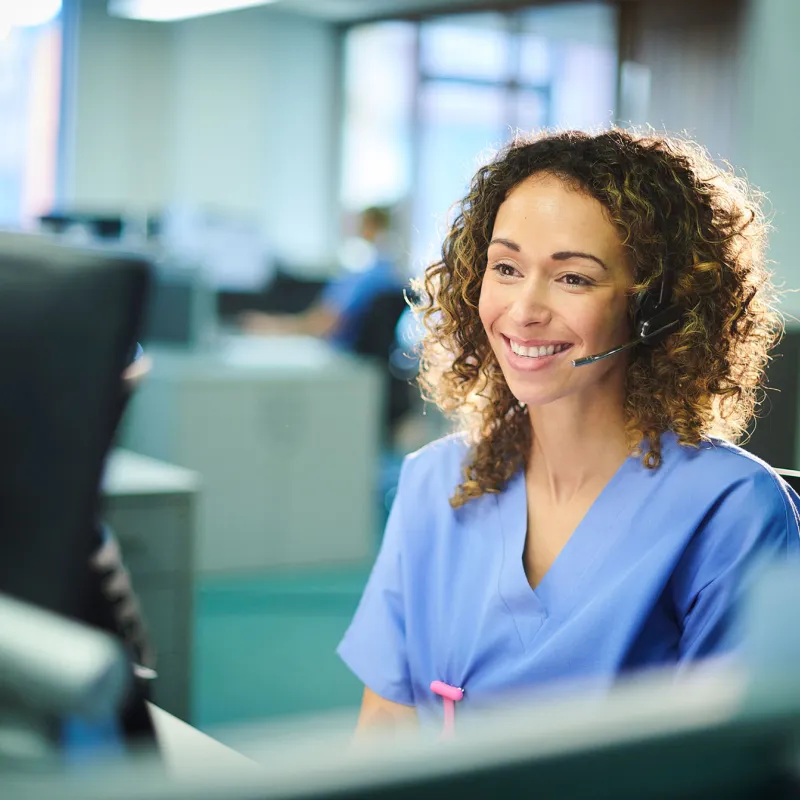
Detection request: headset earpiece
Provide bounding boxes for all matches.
[632,253,684,346]
[571,221,685,366]
[635,302,684,343]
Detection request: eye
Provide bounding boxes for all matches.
[559,273,594,287]
[491,262,520,278]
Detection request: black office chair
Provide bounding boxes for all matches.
[352,289,416,431]
[351,290,408,358]
[0,232,156,753]
[777,469,800,496]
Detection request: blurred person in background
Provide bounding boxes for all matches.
[240,206,406,352]
[337,129,800,735]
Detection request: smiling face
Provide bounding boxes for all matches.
[479,173,633,409]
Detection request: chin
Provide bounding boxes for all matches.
[505,381,569,409]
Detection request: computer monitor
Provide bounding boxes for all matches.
[0,230,149,622]
[139,255,216,349]
[9,563,800,798]
[0,592,131,768]
[4,658,800,799]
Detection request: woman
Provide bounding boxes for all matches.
[337,129,800,733]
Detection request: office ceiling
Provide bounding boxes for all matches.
[272,0,543,23]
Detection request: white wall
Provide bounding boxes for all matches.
[170,9,271,221]
[70,0,175,211]
[66,0,339,269]
[259,14,339,269]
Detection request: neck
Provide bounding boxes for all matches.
[526,383,630,504]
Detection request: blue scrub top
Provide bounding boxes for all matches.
[337,432,800,726]
[320,258,403,350]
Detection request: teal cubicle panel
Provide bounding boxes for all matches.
[192,567,370,730]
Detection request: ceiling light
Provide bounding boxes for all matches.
[107,0,279,23]
[0,0,62,29]
[0,0,61,40]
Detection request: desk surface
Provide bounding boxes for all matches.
[147,704,261,777]
[144,335,375,380]
[103,450,201,497]
[142,665,752,799]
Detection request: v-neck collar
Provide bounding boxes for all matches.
[496,455,635,648]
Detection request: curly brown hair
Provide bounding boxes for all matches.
[415,129,781,508]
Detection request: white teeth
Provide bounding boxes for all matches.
[509,341,569,358]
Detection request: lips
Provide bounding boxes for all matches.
[503,335,574,357]
[509,341,572,359]
[500,335,574,371]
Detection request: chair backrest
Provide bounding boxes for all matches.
[351,289,409,361]
[776,469,800,496]
[0,232,149,622]
[350,289,417,430]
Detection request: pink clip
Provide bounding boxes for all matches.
[430,680,464,739]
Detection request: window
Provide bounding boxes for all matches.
[419,13,512,82]
[0,1,62,228]
[340,22,416,213]
[340,2,619,275]
[414,81,509,264]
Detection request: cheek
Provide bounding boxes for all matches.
[572,298,629,343]
[609,297,632,336]
[478,279,496,331]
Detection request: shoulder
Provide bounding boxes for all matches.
[661,432,799,536]
[397,432,471,501]
[322,270,360,301]
[665,434,800,631]
[664,433,788,490]
[388,434,502,587]
[389,433,485,532]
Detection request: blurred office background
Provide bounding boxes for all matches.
[2,0,799,739]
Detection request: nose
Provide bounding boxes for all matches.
[507,276,552,327]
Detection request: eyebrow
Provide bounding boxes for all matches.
[488,238,608,271]
[552,251,608,271]
[489,237,521,252]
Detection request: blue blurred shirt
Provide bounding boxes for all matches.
[61,715,126,765]
[320,258,404,350]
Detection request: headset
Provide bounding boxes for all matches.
[572,222,684,367]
